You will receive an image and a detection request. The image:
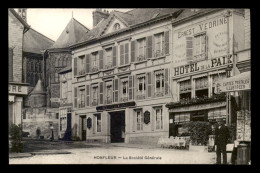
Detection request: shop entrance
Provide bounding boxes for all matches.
[110,111,125,143]
[81,115,86,141]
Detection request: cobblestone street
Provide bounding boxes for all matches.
[9,139,231,164]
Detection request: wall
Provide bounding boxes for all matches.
[8,11,24,83]
[244,9,250,49]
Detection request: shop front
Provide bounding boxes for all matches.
[59,107,72,140]
[8,82,28,127]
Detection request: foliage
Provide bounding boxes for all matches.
[166,93,226,108]
[9,124,23,153]
[183,121,212,146]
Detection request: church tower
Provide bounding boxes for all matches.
[17,8,27,22]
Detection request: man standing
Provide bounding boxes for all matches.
[215,118,230,164]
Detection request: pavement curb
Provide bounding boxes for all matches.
[9,153,33,159]
[30,151,71,156]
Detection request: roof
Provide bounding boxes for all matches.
[73,8,182,46]
[30,79,46,95]
[23,28,54,54]
[58,66,72,74]
[50,18,90,49]
[9,8,30,29]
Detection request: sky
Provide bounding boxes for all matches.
[18,8,132,42]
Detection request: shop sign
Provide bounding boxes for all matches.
[87,117,92,129]
[8,84,28,95]
[215,71,250,93]
[96,101,135,111]
[169,101,226,113]
[144,111,150,124]
[173,55,232,77]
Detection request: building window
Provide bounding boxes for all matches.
[194,33,207,60]
[106,84,112,104]
[195,77,208,98]
[92,52,99,72]
[179,80,191,100]
[61,81,67,99]
[95,114,101,132]
[121,80,128,102]
[155,107,163,130]
[137,38,146,61]
[56,113,59,119]
[154,33,164,57]
[105,48,113,69]
[113,23,120,31]
[137,76,146,97]
[155,72,164,96]
[79,87,85,108]
[136,110,143,131]
[92,86,98,106]
[78,55,86,75]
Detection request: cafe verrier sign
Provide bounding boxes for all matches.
[215,71,250,93]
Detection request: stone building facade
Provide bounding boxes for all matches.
[70,9,183,144]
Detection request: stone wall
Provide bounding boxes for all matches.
[8,10,24,83]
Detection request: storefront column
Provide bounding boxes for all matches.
[105,112,111,143]
[14,97,23,125]
[125,108,130,143]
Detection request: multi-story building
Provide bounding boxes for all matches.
[8,8,30,127]
[58,66,72,140]
[166,9,248,136]
[69,9,185,144]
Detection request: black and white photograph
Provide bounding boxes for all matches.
[8,8,251,164]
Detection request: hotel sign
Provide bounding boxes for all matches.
[96,101,136,111]
[173,55,232,77]
[8,84,28,95]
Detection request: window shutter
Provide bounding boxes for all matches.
[128,76,133,100]
[9,48,13,82]
[133,111,136,132]
[112,46,117,67]
[86,54,90,73]
[120,44,124,66]
[186,37,193,60]
[131,41,136,63]
[125,43,129,64]
[147,72,152,98]
[99,50,103,70]
[146,36,153,59]
[86,85,90,107]
[73,57,77,76]
[74,87,78,108]
[99,82,103,105]
[113,79,119,102]
[205,35,208,59]
[165,68,169,95]
[165,31,170,55]
[134,75,138,100]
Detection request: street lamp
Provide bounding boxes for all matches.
[225,64,233,125]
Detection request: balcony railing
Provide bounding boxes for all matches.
[136,94,145,100]
[91,66,99,73]
[104,62,113,69]
[137,55,145,62]
[121,96,128,102]
[155,91,164,97]
[154,49,165,58]
[92,99,98,106]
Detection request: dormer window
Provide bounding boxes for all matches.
[113,23,120,31]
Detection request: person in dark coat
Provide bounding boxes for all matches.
[215,118,230,164]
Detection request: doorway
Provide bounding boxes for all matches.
[110,111,125,143]
[81,115,86,141]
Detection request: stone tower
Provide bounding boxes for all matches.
[29,79,47,108]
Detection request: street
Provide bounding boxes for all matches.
[9,140,231,164]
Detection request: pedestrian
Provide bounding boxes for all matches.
[214,118,230,164]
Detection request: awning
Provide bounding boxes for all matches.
[215,71,250,93]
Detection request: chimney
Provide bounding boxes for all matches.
[93,8,109,27]
[17,8,27,22]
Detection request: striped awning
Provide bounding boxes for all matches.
[209,70,226,76]
[177,76,190,82]
[9,95,15,102]
[192,73,208,79]
[137,74,146,79]
[106,81,113,87]
[154,70,164,76]
[121,78,128,83]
